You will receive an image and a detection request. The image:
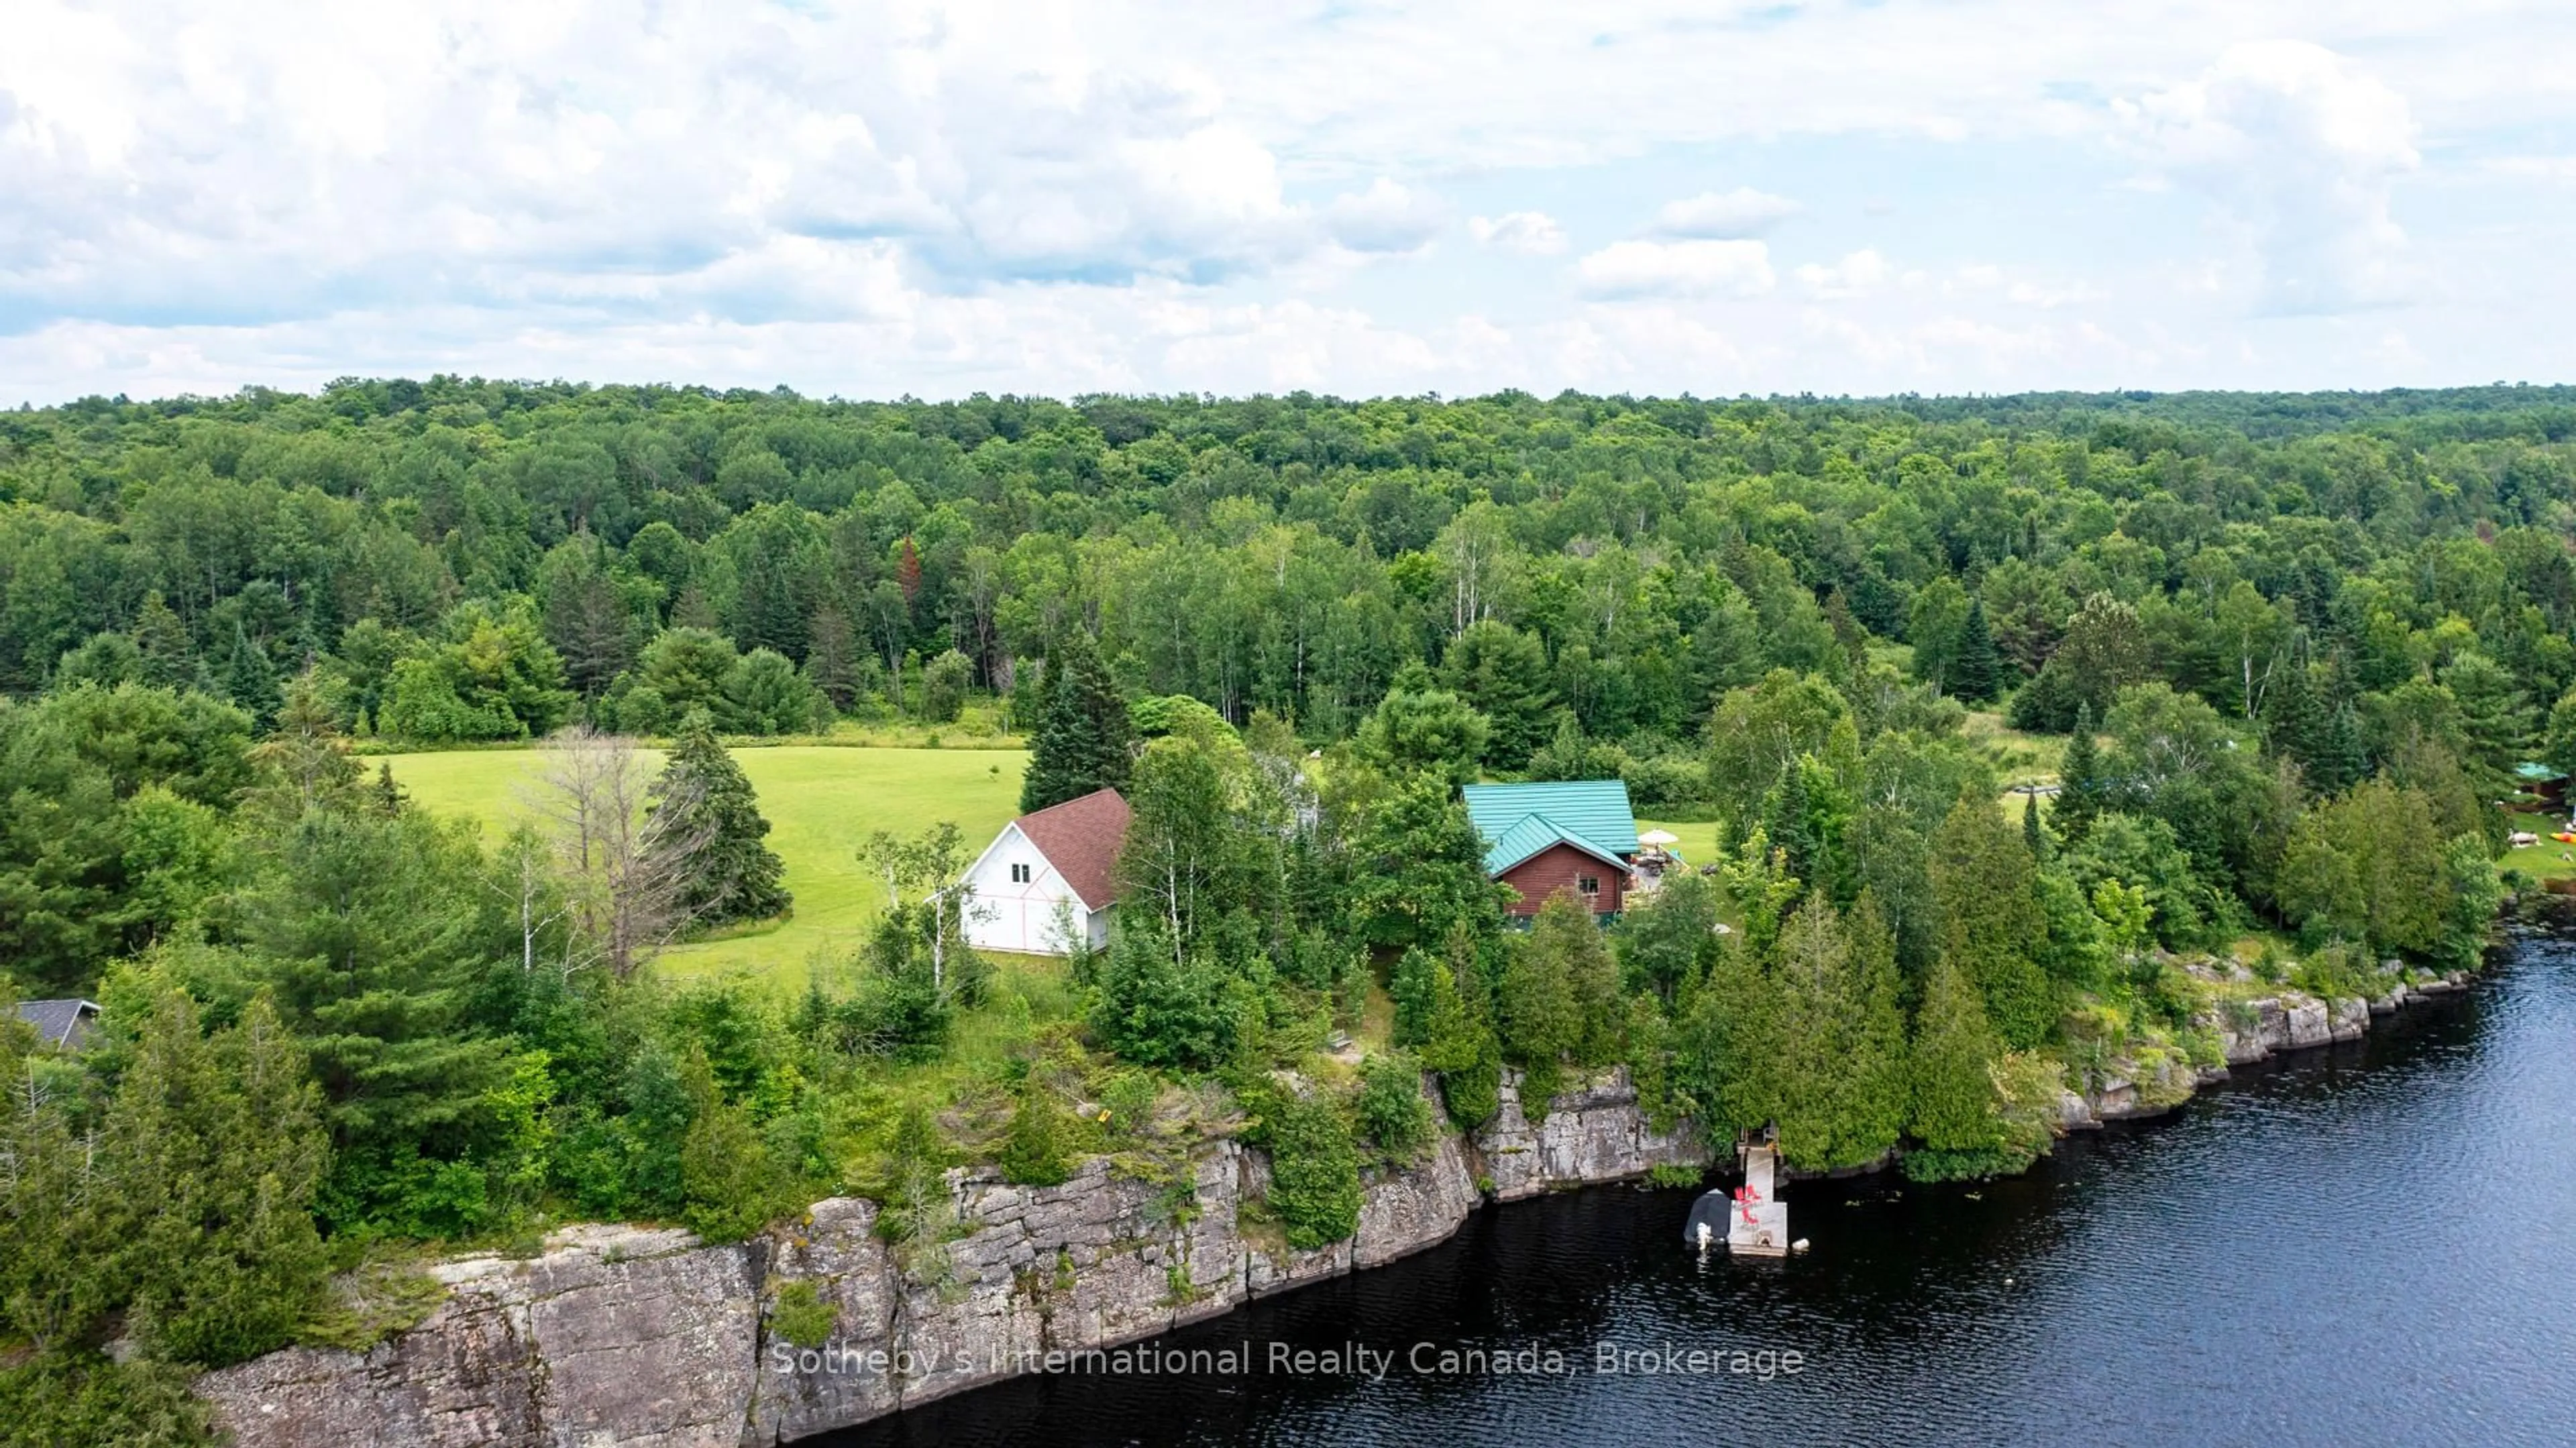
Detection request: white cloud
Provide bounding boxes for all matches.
[1468,211,1568,256]
[1575,239,1775,299]
[2123,40,2420,313]
[1794,249,1897,301]
[5,5,2576,401]
[1324,176,1446,253]
[1652,188,1803,239]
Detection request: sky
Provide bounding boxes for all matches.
[6,0,2576,405]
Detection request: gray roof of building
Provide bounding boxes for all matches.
[15,999,99,1049]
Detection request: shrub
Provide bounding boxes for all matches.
[921,650,973,725]
[1259,1090,1361,1250]
[1354,1053,1434,1166]
[769,1280,837,1349]
[998,1083,1073,1186]
[0,1356,215,1448]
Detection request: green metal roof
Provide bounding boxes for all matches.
[1462,781,1639,875]
[2515,762,2566,782]
[1483,814,1632,875]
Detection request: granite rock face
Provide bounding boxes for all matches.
[200,1070,1675,1448]
[198,1225,763,1448]
[1472,1066,1708,1200]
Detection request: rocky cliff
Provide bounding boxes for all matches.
[198,1068,1700,1448]
[201,966,2478,1447]
[2057,968,2472,1129]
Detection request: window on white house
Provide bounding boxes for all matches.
[1011,862,1032,884]
[1578,875,1601,896]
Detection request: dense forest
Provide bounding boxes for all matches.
[4,379,2569,1441]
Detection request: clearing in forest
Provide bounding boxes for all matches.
[378,745,1029,988]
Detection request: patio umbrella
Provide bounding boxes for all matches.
[1638,829,1680,847]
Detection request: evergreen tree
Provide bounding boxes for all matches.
[1949,597,2000,703]
[2317,700,2369,796]
[1761,758,1817,888]
[1440,621,1556,769]
[1675,933,1782,1141]
[219,625,280,724]
[1417,925,1503,1129]
[1260,1090,1361,1250]
[1357,663,1491,786]
[1843,892,1914,1151]
[1018,632,1133,813]
[1496,896,1584,1110]
[2055,703,2104,840]
[1769,893,1907,1170]
[106,992,331,1367]
[238,802,521,1235]
[1906,953,2010,1177]
[650,718,792,927]
[2022,790,2045,860]
[802,603,863,711]
[245,669,366,821]
[131,591,197,692]
[1389,947,1442,1047]
[677,1046,782,1243]
[1929,794,2055,1050]
[998,1079,1073,1186]
[2262,658,2326,780]
[537,533,641,701]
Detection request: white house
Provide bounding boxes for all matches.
[959,787,1130,956]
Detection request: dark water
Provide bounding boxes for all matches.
[826,934,2576,1448]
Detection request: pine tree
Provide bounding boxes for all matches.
[1949,597,2001,703]
[1018,632,1134,813]
[2055,703,2104,841]
[2318,694,2367,796]
[2262,658,2326,780]
[803,603,862,710]
[131,590,197,690]
[246,668,365,820]
[2023,790,2045,860]
[1761,758,1818,888]
[651,718,792,926]
[219,624,280,723]
[895,537,923,602]
[238,803,519,1234]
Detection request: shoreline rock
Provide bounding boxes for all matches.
[198,1066,1704,1448]
[2058,964,2478,1132]
[199,969,2492,1447]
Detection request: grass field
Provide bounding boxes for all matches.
[382,745,1030,988]
[1638,817,1721,871]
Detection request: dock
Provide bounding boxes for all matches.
[1727,1141,1789,1257]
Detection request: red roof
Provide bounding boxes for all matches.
[1013,788,1130,911]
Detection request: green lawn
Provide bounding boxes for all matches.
[381,746,1030,988]
[1639,818,1721,872]
[2502,804,2576,883]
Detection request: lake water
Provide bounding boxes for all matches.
[824,931,2576,1447]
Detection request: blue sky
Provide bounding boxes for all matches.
[5,0,2575,403]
